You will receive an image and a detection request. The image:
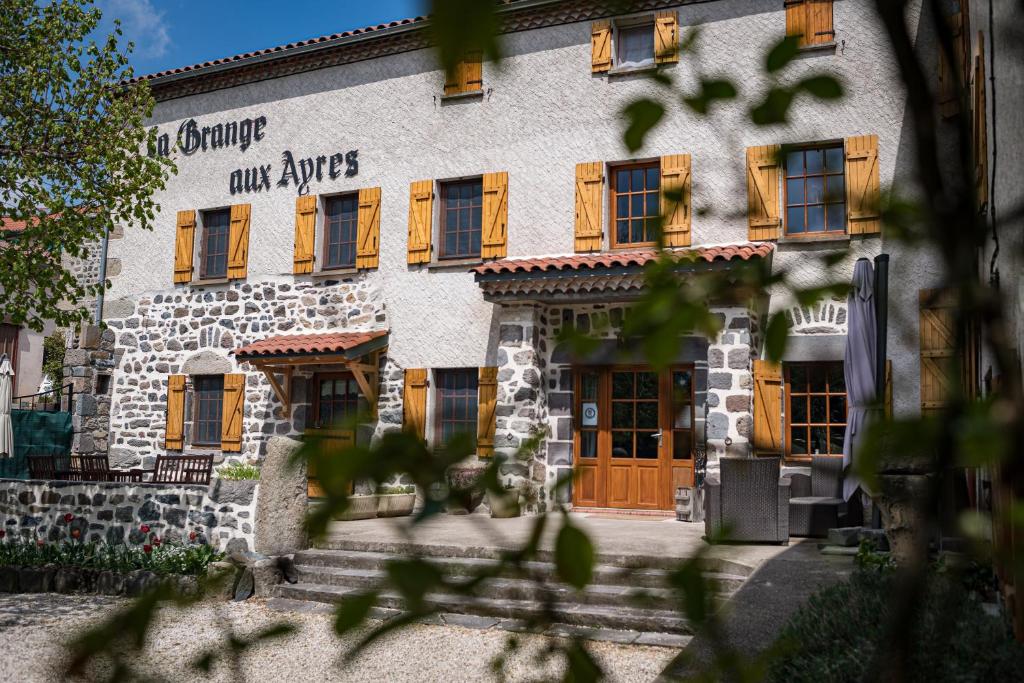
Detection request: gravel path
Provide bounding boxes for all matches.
[0,594,677,682]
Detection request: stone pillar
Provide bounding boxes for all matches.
[494,306,545,500]
[705,308,754,467]
[63,324,118,460]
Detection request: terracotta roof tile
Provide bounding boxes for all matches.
[234,330,387,359]
[472,244,774,275]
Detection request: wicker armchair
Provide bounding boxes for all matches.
[704,456,790,544]
[786,456,846,537]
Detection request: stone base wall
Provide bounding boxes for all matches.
[0,478,258,552]
[706,307,754,465]
[63,324,119,458]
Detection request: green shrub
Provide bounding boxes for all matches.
[0,538,224,576]
[216,461,261,480]
[377,485,415,495]
[766,568,1024,682]
[41,331,66,385]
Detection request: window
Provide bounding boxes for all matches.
[784,145,846,236]
[616,23,655,68]
[440,179,482,260]
[785,0,835,48]
[323,194,358,270]
[611,369,659,459]
[577,371,599,460]
[671,369,694,460]
[314,374,366,428]
[199,209,230,279]
[611,162,660,248]
[435,369,478,444]
[785,362,846,458]
[192,375,224,447]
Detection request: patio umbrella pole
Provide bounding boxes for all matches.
[872,253,889,529]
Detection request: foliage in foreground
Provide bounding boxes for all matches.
[215,461,261,481]
[0,537,223,576]
[766,567,1024,683]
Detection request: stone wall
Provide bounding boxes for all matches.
[63,324,119,459]
[706,307,755,463]
[0,478,257,552]
[104,276,386,468]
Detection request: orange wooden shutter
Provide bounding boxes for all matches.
[655,11,679,64]
[173,210,196,284]
[407,180,433,264]
[444,51,482,95]
[165,375,185,450]
[591,20,612,73]
[293,195,316,274]
[752,360,783,455]
[746,145,781,240]
[477,367,498,458]
[785,1,809,46]
[221,373,245,452]
[919,291,957,418]
[403,369,428,441]
[574,162,603,252]
[357,187,381,269]
[973,34,988,208]
[481,172,508,259]
[845,135,881,235]
[227,203,251,279]
[660,154,691,247]
[938,5,965,118]
[786,1,833,48]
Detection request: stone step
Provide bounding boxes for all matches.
[312,537,754,576]
[294,548,748,592]
[273,582,693,635]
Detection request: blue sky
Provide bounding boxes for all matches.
[95,0,426,77]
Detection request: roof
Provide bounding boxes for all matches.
[233,330,388,360]
[472,244,774,276]
[1,217,28,233]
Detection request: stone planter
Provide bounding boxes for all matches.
[877,473,933,566]
[488,491,522,518]
[334,495,378,521]
[377,493,415,518]
[446,467,486,515]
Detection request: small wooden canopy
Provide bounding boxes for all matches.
[233,330,388,417]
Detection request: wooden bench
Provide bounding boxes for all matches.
[133,454,214,485]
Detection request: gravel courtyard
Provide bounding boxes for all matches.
[0,594,678,682]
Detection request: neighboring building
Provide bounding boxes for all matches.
[100,0,960,510]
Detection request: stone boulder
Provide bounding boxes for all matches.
[254,436,308,555]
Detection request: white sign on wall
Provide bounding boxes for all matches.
[581,402,598,427]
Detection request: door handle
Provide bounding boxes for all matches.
[650,431,663,446]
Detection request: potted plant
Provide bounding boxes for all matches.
[333,493,378,521]
[487,483,522,519]
[445,466,486,515]
[376,485,416,517]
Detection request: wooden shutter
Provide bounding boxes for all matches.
[403,369,428,441]
[444,51,483,95]
[293,195,316,274]
[655,11,679,64]
[574,162,603,252]
[845,135,881,235]
[660,154,691,247]
[973,34,988,208]
[746,145,781,241]
[407,180,433,264]
[786,1,833,48]
[356,187,381,269]
[227,203,251,280]
[919,290,957,418]
[221,373,245,452]
[481,172,508,259]
[173,210,196,284]
[165,374,185,450]
[938,6,965,118]
[752,360,783,455]
[477,367,498,458]
[591,20,612,73]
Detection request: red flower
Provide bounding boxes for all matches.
[152,537,162,547]
[36,539,45,547]
[143,544,152,554]
[188,531,197,542]
[64,513,74,523]
[70,529,81,539]
[140,525,150,534]
[0,530,5,539]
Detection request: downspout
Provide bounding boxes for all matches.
[94,225,109,325]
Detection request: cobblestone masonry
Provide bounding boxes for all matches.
[63,325,119,460]
[104,277,387,468]
[0,478,257,551]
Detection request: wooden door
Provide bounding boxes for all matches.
[307,372,363,498]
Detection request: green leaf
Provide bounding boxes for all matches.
[555,522,595,590]
[563,639,602,682]
[334,592,378,635]
[622,99,665,152]
[799,75,844,99]
[766,35,801,72]
[763,311,791,363]
[682,79,738,115]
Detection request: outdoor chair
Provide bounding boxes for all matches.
[704,456,790,543]
[133,454,214,485]
[786,456,846,537]
[26,451,74,480]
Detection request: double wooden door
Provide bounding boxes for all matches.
[574,367,695,510]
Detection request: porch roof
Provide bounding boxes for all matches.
[472,243,773,303]
[232,330,388,362]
